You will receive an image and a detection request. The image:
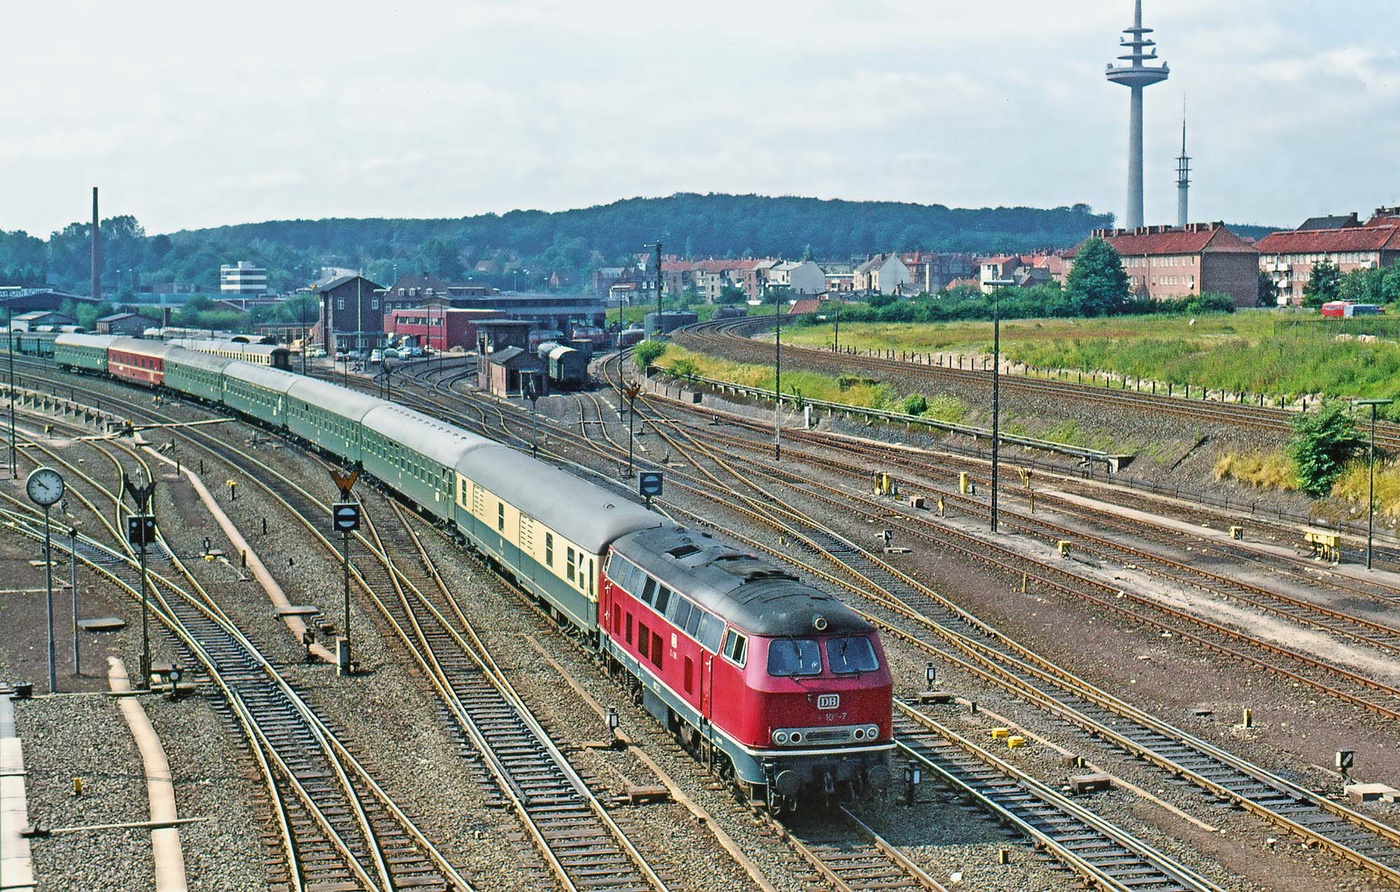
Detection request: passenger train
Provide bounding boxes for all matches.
[48,332,894,809]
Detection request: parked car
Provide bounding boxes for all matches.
[369,349,384,364]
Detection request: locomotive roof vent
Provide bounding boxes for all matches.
[712,554,799,582]
[666,544,702,559]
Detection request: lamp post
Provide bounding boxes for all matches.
[986,278,1015,534]
[1353,398,1393,570]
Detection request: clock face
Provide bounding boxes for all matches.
[26,468,65,507]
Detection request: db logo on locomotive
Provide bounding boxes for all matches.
[817,694,841,711]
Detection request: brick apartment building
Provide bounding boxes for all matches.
[1078,223,1260,308]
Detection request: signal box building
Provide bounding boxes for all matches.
[1078,223,1260,308]
[315,274,386,355]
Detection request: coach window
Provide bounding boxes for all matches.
[545,533,554,567]
[497,502,505,532]
[721,630,748,667]
[566,548,576,583]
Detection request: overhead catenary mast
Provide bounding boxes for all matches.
[1106,0,1170,230]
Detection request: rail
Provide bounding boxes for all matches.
[653,369,1132,471]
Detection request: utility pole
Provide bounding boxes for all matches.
[773,286,782,461]
[986,279,1014,534]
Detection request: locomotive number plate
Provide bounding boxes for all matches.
[817,694,840,711]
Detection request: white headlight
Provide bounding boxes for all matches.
[774,731,789,745]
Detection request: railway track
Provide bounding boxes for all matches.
[1,466,468,892]
[678,316,1400,451]
[613,384,1400,886]
[895,705,1222,892]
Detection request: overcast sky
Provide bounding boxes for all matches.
[3,0,1397,237]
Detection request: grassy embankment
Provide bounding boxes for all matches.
[746,311,1400,511]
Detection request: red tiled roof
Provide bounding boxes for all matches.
[1254,224,1400,255]
[1090,224,1257,256]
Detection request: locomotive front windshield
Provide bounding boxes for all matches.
[827,635,880,674]
[767,636,882,677]
[767,639,823,676]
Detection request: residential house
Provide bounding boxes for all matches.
[853,254,913,295]
[382,274,451,317]
[763,260,826,295]
[1077,223,1260,308]
[1255,209,1400,306]
[820,261,855,294]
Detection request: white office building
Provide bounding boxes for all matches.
[220,261,269,295]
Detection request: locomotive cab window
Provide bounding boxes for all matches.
[827,636,880,675]
[767,639,822,677]
[721,630,747,667]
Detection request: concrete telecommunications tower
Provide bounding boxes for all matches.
[1105,0,1169,230]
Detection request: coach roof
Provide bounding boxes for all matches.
[456,444,662,553]
[363,403,493,467]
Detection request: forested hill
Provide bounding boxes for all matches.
[7,193,1122,293]
[187,194,1113,261]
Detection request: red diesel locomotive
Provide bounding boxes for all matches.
[601,525,893,810]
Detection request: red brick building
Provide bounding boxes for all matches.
[1254,210,1400,306]
[1077,223,1260,308]
[383,305,502,352]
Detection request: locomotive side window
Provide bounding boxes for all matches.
[653,585,672,615]
[638,622,650,659]
[639,577,657,607]
[827,636,880,674]
[697,613,724,652]
[721,630,748,667]
[671,598,693,631]
[625,613,633,644]
[650,631,663,669]
[768,639,822,677]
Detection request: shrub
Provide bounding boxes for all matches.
[902,394,928,416]
[632,339,666,371]
[1288,401,1362,496]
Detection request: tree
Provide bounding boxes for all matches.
[716,285,746,305]
[1302,259,1342,309]
[1065,238,1130,316]
[632,339,666,371]
[1340,266,1385,304]
[417,238,464,281]
[1288,400,1362,496]
[1258,271,1278,307]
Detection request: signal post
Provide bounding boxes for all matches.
[329,466,361,676]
